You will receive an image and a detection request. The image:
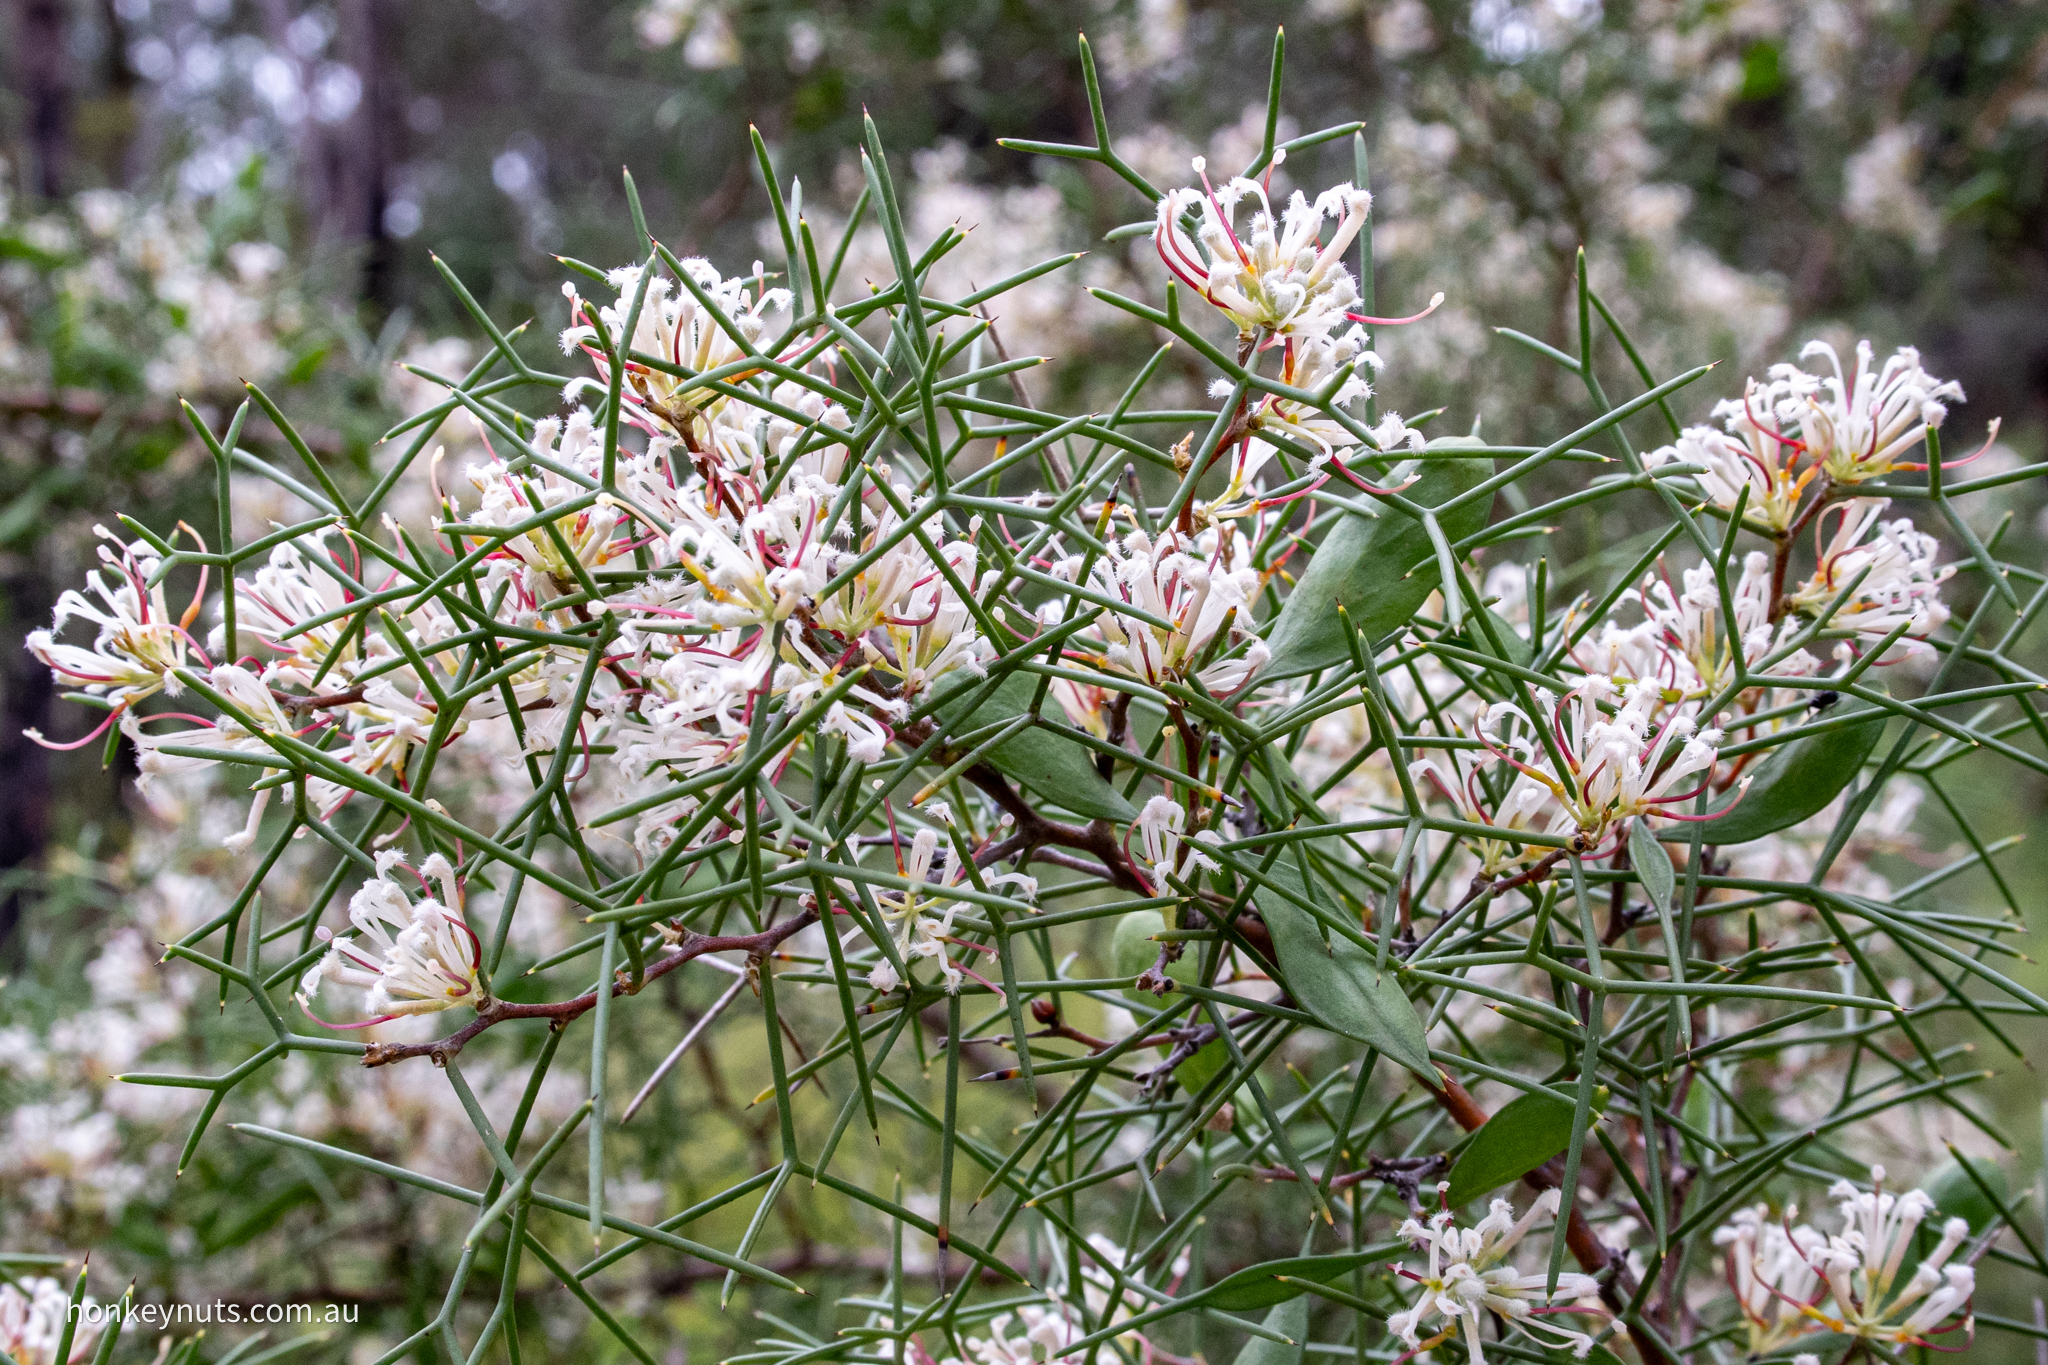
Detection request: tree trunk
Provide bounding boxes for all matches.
[16,0,73,197]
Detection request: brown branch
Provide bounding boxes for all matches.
[1453,848,1568,917]
[1769,476,1833,624]
[957,756,1151,893]
[1236,1153,1450,1207]
[360,907,819,1068]
[279,683,368,713]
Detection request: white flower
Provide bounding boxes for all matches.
[777,662,898,763]
[1387,1188,1604,1364]
[1364,410,1428,455]
[1649,411,1813,533]
[1713,1204,1829,1355]
[853,828,1036,994]
[1789,500,1952,659]
[1237,325,1381,474]
[1045,675,1118,740]
[1132,794,1220,890]
[0,1277,103,1365]
[1656,338,1988,522]
[227,534,379,690]
[1083,528,1263,693]
[1154,164,1383,341]
[1475,677,1726,849]
[464,435,630,595]
[561,259,788,451]
[1791,339,1968,485]
[1617,552,1812,693]
[1804,1166,1976,1347]
[962,1305,1084,1365]
[1408,733,1557,875]
[833,524,991,703]
[299,853,486,1022]
[666,482,829,629]
[26,527,200,717]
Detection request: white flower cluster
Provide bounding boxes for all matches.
[1050,525,1267,695]
[12,43,2036,1365]
[928,1233,1183,1365]
[1651,338,1980,521]
[1155,159,1376,341]
[26,526,205,717]
[0,182,299,398]
[1387,1188,1603,1363]
[1716,1166,1977,1353]
[298,852,484,1023]
[1322,347,1970,868]
[1413,674,1725,859]
[850,825,1037,995]
[1153,157,1442,505]
[0,1277,103,1365]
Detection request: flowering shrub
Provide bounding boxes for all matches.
[15,34,2048,1365]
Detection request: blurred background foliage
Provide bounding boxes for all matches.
[3,0,2048,1359]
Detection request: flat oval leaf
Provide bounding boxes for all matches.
[1444,1085,1608,1209]
[1196,1245,1399,1312]
[1629,820,1675,915]
[1254,860,1434,1080]
[1232,1299,1307,1365]
[931,670,1134,822]
[1115,910,1181,994]
[1263,447,1496,679]
[1702,700,1885,846]
[1173,1035,1231,1094]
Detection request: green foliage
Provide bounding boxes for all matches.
[1444,1085,1609,1210]
[6,18,2048,1365]
[1257,876,1434,1081]
[1264,452,1498,678]
[1702,700,1889,843]
[933,670,1135,821]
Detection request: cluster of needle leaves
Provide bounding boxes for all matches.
[35,30,2048,1365]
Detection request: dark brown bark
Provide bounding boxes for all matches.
[16,0,72,197]
[0,559,53,961]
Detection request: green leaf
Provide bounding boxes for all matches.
[0,233,66,268]
[1197,1247,1395,1312]
[1263,448,1496,678]
[1702,701,1886,845]
[931,670,1135,821]
[283,344,328,385]
[1255,862,1434,1080]
[1232,1298,1307,1365]
[1922,1155,2005,1235]
[1454,608,1533,667]
[1445,1085,1608,1208]
[1174,1034,1231,1093]
[1629,820,1674,914]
